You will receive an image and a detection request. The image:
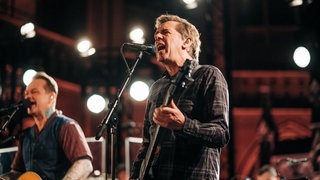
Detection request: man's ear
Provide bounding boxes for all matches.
[50,92,56,101]
[182,38,191,49]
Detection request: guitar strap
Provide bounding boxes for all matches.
[191,62,202,76]
[160,60,201,79]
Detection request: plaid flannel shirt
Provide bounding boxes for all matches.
[131,61,230,180]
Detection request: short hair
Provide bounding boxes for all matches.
[155,14,201,61]
[32,71,58,95]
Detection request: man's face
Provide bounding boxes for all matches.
[24,79,53,116]
[154,21,185,66]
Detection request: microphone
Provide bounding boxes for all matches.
[286,157,308,166]
[124,43,156,55]
[0,99,32,113]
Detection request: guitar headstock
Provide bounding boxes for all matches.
[164,59,195,105]
[177,59,194,88]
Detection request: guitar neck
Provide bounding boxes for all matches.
[139,124,163,179]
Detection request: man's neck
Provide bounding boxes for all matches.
[34,108,55,132]
[45,107,55,119]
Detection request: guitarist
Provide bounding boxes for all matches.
[0,72,93,179]
[130,14,230,180]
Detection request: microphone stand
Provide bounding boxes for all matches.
[95,51,144,180]
[0,106,20,134]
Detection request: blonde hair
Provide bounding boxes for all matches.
[155,14,201,61]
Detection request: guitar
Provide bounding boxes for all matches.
[18,171,42,180]
[139,59,193,180]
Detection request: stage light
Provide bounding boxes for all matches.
[23,69,37,86]
[76,38,96,57]
[290,0,303,6]
[129,81,150,102]
[20,22,36,39]
[289,0,312,7]
[129,27,145,44]
[86,94,107,114]
[182,0,198,9]
[293,46,311,68]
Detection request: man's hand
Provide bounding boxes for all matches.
[0,170,22,180]
[153,100,185,130]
